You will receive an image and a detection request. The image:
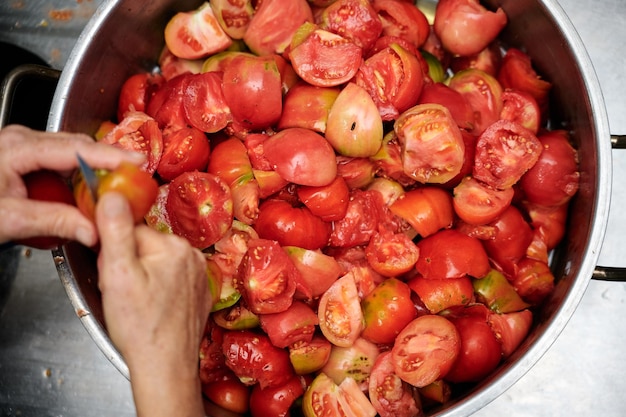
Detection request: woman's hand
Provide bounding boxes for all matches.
[0,125,144,246]
[96,192,211,417]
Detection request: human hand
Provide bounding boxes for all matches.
[95,192,211,417]
[0,124,144,247]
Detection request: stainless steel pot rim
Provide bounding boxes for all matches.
[47,0,613,415]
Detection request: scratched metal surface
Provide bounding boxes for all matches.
[1,0,626,416]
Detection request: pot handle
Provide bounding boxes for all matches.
[591,135,626,281]
[0,63,60,129]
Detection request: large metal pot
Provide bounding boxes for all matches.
[46,0,615,415]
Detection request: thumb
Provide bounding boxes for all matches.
[96,192,139,277]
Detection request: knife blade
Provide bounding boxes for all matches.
[76,153,99,203]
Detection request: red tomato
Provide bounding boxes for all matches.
[433,0,507,56]
[329,189,383,248]
[262,127,338,187]
[519,130,580,206]
[417,82,474,131]
[157,127,210,182]
[319,0,383,53]
[145,73,189,133]
[289,24,363,88]
[500,88,541,134]
[473,119,543,189]
[212,303,260,331]
[325,82,384,157]
[222,54,283,131]
[442,130,478,189]
[222,330,295,389]
[448,68,503,135]
[373,0,430,49]
[369,351,422,417]
[497,48,552,115]
[17,170,76,249]
[182,71,232,133]
[452,175,514,225]
[237,238,300,314]
[408,275,475,314]
[277,82,340,133]
[302,373,367,417]
[297,176,350,222]
[164,2,232,59]
[391,315,461,388]
[255,199,331,250]
[199,322,230,385]
[394,103,466,184]
[117,72,164,122]
[389,186,454,238]
[202,378,250,414]
[336,155,378,189]
[361,278,418,344]
[512,257,555,305]
[243,0,314,56]
[283,246,343,298]
[158,47,204,81]
[488,309,533,357]
[249,375,305,417]
[365,229,420,277]
[523,201,568,250]
[356,43,424,121]
[259,300,319,348]
[415,229,491,279]
[482,205,533,278]
[444,305,502,383]
[100,112,163,174]
[166,171,234,249]
[318,272,364,347]
[450,42,503,77]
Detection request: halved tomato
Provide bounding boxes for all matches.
[365,230,420,277]
[259,300,319,348]
[317,272,364,347]
[182,71,232,133]
[369,351,422,417]
[157,126,210,182]
[452,175,514,225]
[297,176,350,222]
[389,186,454,238]
[319,0,383,53]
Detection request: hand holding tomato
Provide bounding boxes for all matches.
[96,192,211,417]
[0,125,145,248]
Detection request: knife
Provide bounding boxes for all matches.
[76,153,99,203]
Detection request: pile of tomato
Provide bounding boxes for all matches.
[92,0,581,416]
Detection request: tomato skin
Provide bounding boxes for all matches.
[488,309,533,357]
[166,171,234,249]
[278,82,341,133]
[255,199,331,250]
[222,54,283,132]
[433,0,507,56]
[408,275,475,314]
[145,74,190,134]
[283,246,343,298]
[325,82,384,158]
[443,304,502,383]
[361,278,418,345]
[117,72,164,122]
[289,24,363,88]
[365,230,420,277]
[164,2,232,59]
[202,378,251,414]
[319,0,383,53]
[297,176,350,222]
[473,119,543,190]
[523,201,568,250]
[482,205,533,278]
[318,272,364,348]
[259,300,319,348]
[373,0,430,49]
[453,175,514,225]
[244,0,314,56]
[394,103,466,184]
[263,127,338,187]
[368,351,421,417]
[237,238,300,314]
[157,127,210,182]
[415,229,491,279]
[519,130,580,206]
[329,189,384,248]
[391,315,461,388]
[222,330,295,389]
[289,335,333,375]
[512,257,555,305]
[17,170,76,249]
[500,89,541,134]
[389,186,454,238]
[472,269,530,314]
[249,375,306,417]
[417,82,474,131]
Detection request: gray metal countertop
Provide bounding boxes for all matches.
[1,0,626,416]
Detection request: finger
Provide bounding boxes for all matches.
[0,125,145,176]
[0,198,97,246]
[96,192,143,289]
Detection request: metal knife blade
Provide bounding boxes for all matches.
[76,153,99,203]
